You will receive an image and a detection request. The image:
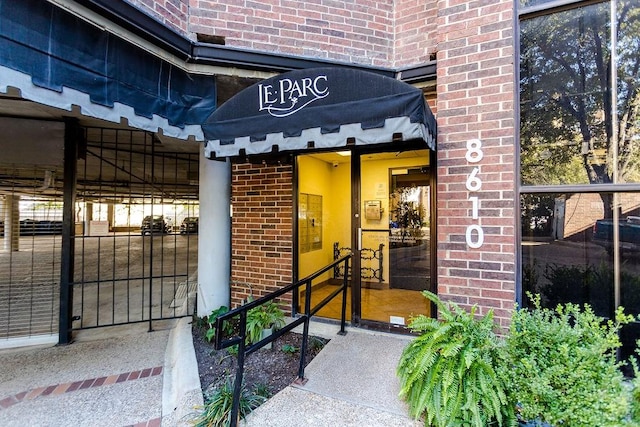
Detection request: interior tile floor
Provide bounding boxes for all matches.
[300,282,432,327]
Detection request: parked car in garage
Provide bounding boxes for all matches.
[0,219,64,236]
[140,215,170,235]
[179,217,198,234]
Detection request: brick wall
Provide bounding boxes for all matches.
[394,0,438,67]
[230,162,293,310]
[435,0,516,327]
[188,0,395,67]
[563,193,640,239]
[125,0,189,35]
[127,0,443,69]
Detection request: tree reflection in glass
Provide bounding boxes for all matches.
[520,1,640,191]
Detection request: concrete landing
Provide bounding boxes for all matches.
[243,323,421,427]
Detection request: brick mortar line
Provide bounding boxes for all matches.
[0,366,163,411]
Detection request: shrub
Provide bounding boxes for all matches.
[245,300,285,345]
[204,306,231,343]
[629,357,640,422]
[397,291,515,427]
[500,294,636,426]
[193,376,269,427]
[281,344,298,354]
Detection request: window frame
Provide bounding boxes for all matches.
[517,0,640,309]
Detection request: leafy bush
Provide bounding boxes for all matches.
[309,336,327,352]
[245,300,285,345]
[193,376,269,427]
[281,344,299,354]
[629,357,640,422]
[500,294,636,426]
[204,305,230,343]
[203,300,286,347]
[397,291,514,427]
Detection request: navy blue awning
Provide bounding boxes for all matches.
[202,67,436,157]
[0,0,215,140]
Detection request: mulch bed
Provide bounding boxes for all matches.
[191,322,329,398]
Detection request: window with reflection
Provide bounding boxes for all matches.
[520,1,640,186]
[519,0,640,363]
[521,191,640,359]
[522,193,640,315]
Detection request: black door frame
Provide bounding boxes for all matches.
[350,151,362,326]
[292,143,437,331]
[353,147,437,332]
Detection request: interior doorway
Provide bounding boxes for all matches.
[296,148,435,331]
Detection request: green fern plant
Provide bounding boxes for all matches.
[397,291,515,427]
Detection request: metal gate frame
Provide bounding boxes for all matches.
[59,123,199,343]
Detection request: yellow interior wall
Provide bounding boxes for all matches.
[297,150,430,285]
[329,162,351,261]
[298,156,350,281]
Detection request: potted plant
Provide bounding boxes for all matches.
[397,291,514,427]
[245,299,285,349]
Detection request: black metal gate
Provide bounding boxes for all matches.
[0,166,64,341]
[1,123,199,344]
[70,127,199,332]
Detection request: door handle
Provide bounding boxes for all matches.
[357,228,362,251]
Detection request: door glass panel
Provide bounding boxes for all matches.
[296,149,434,327]
[297,152,351,320]
[360,151,432,325]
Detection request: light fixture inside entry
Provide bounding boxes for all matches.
[336,150,351,156]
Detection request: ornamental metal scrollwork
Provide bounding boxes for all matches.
[333,242,384,283]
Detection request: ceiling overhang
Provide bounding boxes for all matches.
[0,0,217,140]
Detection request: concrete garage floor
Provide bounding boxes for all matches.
[0,233,198,341]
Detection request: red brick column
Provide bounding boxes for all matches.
[230,162,293,309]
[435,0,516,327]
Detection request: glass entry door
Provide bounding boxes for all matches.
[358,151,433,327]
[296,149,434,328]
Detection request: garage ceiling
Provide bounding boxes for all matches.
[0,74,259,201]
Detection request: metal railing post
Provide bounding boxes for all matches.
[297,279,312,381]
[339,256,349,335]
[230,310,247,427]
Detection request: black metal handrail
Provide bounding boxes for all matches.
[213,253,352,427]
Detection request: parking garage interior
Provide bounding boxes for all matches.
[0,102,203,343]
